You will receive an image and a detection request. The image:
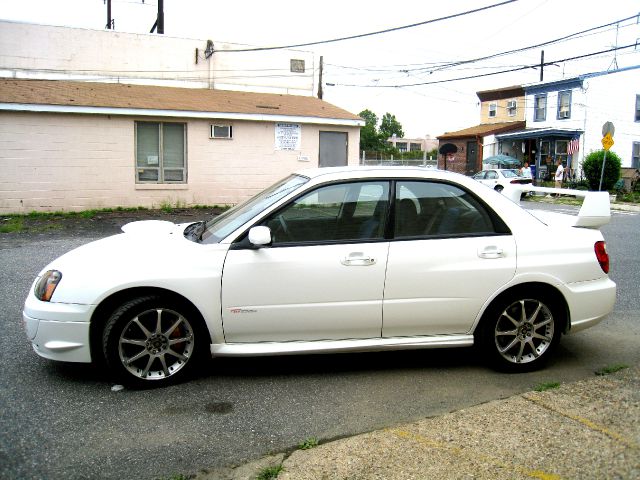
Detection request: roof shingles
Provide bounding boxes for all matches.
[0,79,361,121]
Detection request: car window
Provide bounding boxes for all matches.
[394,181,497,238]
[264,181,390,245]
[502,170,520,178]
[472,172,486,180]
[486,171,498,179]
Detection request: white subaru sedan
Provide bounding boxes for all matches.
[23,167,616,387]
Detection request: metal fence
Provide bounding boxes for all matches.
[360,151,438,168]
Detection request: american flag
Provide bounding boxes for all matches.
[567,136,580,155]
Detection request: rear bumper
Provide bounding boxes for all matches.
[564,277,616,333]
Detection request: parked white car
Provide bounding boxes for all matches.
[473,168,532,193]
[23,167,615,387]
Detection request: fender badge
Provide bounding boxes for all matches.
[229,308,257,314]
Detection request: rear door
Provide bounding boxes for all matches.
[383,180,516,336]
[221,180,390,342]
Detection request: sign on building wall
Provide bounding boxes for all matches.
[275,123,301,150]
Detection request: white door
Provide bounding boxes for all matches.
[383,181,516,336]
[222,181,390,343]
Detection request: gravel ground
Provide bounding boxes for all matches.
[0,207,222,246]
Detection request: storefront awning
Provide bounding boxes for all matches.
[496,127,583,141]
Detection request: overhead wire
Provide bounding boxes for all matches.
[214,0,520,53]
[330,44,640,88]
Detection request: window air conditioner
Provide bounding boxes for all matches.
[210,125,233,139]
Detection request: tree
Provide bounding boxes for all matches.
[358,109,394,152]
[581,149,621,191]
[379,113,404,139]
[358,109,386,151]
[358,110,405,152]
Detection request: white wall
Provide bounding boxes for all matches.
[0,112,360,213]
[0,21,315,95]
[581,68,640,168]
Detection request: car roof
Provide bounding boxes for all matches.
[294,166,466,183]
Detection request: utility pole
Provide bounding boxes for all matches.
[150,0,165,34]
[317,56,323,100]
[540,50,544,81]
[105,0,113,29]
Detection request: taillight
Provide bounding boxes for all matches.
[594,241,609,274]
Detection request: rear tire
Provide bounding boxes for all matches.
[477,290,562,372]
[102,295,207,387]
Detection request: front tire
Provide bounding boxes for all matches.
[102,295,206,387]
[478,291,562,372]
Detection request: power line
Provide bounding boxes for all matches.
[215,0,519,53]
[424,14,639,74]
[331,44,639,88]
[325,14,638,75]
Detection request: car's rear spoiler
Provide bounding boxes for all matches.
[505,186,611,229]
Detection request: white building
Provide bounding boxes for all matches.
[0,22,363,214]
[496,66,640,180]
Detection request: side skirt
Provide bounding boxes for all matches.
[211,335,474,357]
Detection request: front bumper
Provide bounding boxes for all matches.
[23,295,94,363]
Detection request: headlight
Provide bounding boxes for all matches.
[34,270,62,302]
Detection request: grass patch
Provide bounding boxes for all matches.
[534,381,561,392]
[0,217,24,233]
[256,465,283,480]
[298,437,319,450]
[595,364,629,376]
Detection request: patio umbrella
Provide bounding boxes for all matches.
[483,154,521,168]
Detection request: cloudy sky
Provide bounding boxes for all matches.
[1,0,639,137]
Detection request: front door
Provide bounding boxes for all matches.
[319,131,348,167]
[466,141,478,175]
[221,180,390,343]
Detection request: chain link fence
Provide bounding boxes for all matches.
[359,151,438,168]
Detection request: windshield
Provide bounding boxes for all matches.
[200,174,309,243]
[501,169,522,178]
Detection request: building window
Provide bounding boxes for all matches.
[555,140,568,166]
[488,103,497,118]
[633,142,640,168]
[507,100,517,117]
[396,142,408,152]
[410,143,422,151]
[135,122,186,183]
[557,90,572,119]
[534,94,547,121]
[635,95,640,122]
[290,59,305,73]
[210,124,233,139]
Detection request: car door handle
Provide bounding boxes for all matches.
[341,252,376,266]
[478,246,504,259]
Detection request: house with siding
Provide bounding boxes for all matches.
[0,79,362,214]
[496,66,640,181]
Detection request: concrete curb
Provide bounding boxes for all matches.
[194,366,639,480]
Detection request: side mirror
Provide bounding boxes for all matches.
[248,226,272,247]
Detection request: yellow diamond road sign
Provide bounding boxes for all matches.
[602,132,614,151]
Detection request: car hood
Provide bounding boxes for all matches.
[39,220,228,305]
[120,219,181,236]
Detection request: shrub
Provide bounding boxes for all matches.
[581,149,621,191]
